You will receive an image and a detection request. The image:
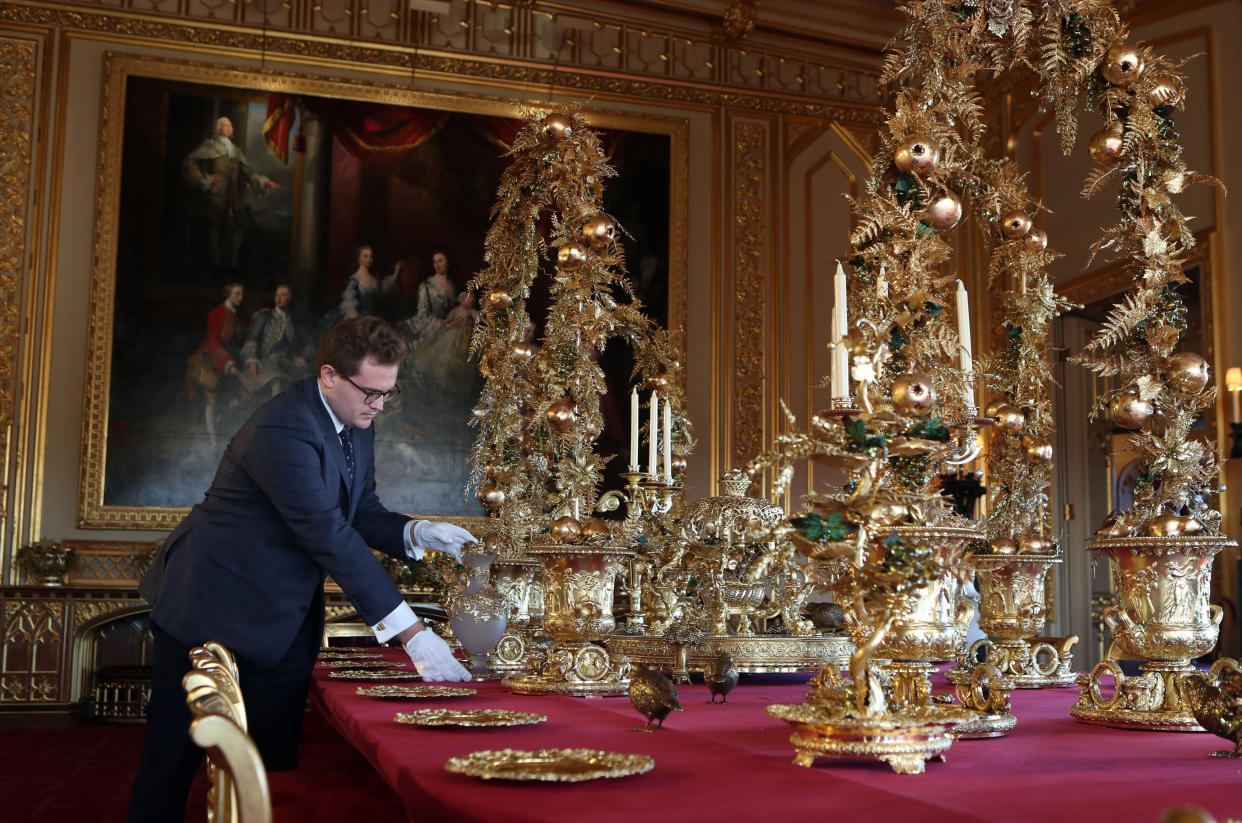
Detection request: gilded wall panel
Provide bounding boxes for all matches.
[730,119,766,470]
[1,597,65,703]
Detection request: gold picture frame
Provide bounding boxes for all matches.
[78,52,688,530]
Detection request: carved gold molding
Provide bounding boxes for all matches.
[0,0,884,123]
[0,36,37,525]
[78,52,690,529]
[730,119,766,470]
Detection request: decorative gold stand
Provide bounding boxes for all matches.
[1069,533,1236,730]
[766,702,953,774]
[487,558,542,675]
[946,553,1078,688]
[503,545,633,697]
[606,634,853,675]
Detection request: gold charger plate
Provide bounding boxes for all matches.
[329,668,420,681]
[357,685,477,699]
[319,659,404,669]
[319,651,383,660]
[396,709,546,728]
[445,748,654,782]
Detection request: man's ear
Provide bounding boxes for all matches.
[318,364,335,386]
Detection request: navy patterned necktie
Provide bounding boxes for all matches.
[339,427,355,482]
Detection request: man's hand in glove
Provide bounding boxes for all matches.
[412,521,477,562]
[402,626,472,682]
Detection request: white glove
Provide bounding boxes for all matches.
[403,629,472,682]
[413,520,477,562]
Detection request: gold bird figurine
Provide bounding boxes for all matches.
[705,653,739,704]
[628,664,682,731]
[1182,667,1242,757]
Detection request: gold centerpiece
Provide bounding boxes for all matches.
[503,544,634,697]
[947,548,1077,688]
[608,469,854,676]
[487,558,542,675]
[1070,533,1237,730]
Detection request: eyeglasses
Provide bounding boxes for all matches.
[341,374,401,404]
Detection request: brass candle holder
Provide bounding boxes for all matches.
[503,544,634,697]
[1070,533,1239,730]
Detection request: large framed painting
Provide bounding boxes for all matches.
[79,53,687,529]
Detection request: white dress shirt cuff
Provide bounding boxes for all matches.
[371,601,418,644]
[403,520,425,561]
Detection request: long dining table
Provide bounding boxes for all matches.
[309,649,1242,822]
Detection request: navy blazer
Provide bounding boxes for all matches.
[141,377,412,667]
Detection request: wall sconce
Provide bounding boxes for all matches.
[1226,366,1242,458]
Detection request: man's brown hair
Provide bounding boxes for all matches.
[316,316,406,377]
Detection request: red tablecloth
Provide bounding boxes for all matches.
[311,651,1242,822]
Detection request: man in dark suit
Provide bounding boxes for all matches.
[128,317,474,822]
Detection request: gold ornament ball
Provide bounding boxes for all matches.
[989,538,1018,555]
[552,515,584,544]
[1018,534,1053,554]
[486,289,512,311]
[890,373,937,415]
[648,373,670,391]
[1000,210,1033,239]
[1147,73,1185,107]
[1088,123,1125,167]
[478,484,506,511]
[557,242,588,271]
[991,404,1026,434]
[671,454,688,474]
[893,134,940,174]
[1022,434,1053,464]
[924,191,964,231]
[511,342,535,361]
[1102,44,1145,86]
[545,400,578,432]
[575,601,602,620]
[983,397,1011,419]
[1110,392,1153,429]
[580,517,611,540]
[1166,351,1210,394]
[543,112,574,141]
[1024,228,1048,254]
[581,214,618,245]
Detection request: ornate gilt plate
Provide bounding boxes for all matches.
[328,668,421,680]
[396,709,546,728]
[319,659,404,668]
[445,748,654,782]
[321,646,381,653]
[319,651,383,660]
[357,685,477,699]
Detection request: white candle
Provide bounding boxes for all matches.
[648,391,659,478]
[834,341,849,401]
[830,300,841,399]
[955,279,974,405]
[876,264,888,299]
[663,402,673,483]
[629,387,640,471]
[833,261,848,344]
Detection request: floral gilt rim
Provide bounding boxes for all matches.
[445,748,654,782]
[328,668,421,680]
[396,708,547,727]
[319,659,405,668]
[526,544,635,558]
[1087,534,1237,552]
[357,685,476,699]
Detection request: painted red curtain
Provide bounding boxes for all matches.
[263,93,447,166]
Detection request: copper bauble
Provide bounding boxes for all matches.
[1022,434,1053,464]
[1000,210,1033,239]
[893,134,940,174]
[991,404,1026,434]
[1024,228,1048,253]
[581,214,618,245]
[545,400,577,432]
[1146,73,1184,107]
[1110,392,1153,429]
[478,484,506,511]
[1102,44,1144,86]
[552,515,584,544]
[924,191,963,231]
[983,397,1011,419]
[557,242,587,271]
[989,537,1018,555]
[1088,122,1125,167]
[890,373,936,415]
[1018,534,1053,554]
[486,289,512,311]
[580,517,611,540]
[512,342,535,361]
[1146,513,1202,537]
[1166,351,1210,394]
[648,373,670,390]
[543,112,574,141]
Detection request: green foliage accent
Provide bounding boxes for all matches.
[907,415,950,441]
[792,512,848,542]
[845,416,887,450]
